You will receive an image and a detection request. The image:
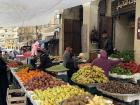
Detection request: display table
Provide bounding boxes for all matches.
[97,87,140,105]
[10,69,38,105]
[109,73,140,84]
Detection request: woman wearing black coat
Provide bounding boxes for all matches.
[0,51,8,105]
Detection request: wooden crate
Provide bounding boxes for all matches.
[7,88,26,105]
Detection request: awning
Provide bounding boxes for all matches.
[0,0,93,27]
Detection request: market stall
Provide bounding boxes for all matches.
[9,64,115,105]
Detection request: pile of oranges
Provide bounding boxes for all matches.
[16,67,43,84]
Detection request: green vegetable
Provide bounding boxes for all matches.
[121,50,134,62]
[46,65,69,72]
[110,66,132,75]
[110,51,122,58]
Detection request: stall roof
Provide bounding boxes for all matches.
[0,0,93,27]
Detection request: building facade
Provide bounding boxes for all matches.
[0,27,19,50]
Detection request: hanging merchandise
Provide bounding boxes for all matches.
[0,0,93,27]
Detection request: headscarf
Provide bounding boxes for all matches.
[100,50,108,59]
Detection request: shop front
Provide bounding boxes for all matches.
[112,0,136,51]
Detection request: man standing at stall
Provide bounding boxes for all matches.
[100,31,113,55]
[0,50,8,105]
[37,49,52,70]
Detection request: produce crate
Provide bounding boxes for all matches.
[7,88,26,105]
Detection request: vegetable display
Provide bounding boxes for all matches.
[110,67,132,75]
[99,81,140,94]
[121,50,134,62]
[72,66,108,85]
[110,50,134,62]
[120,61,140,73]
[46,65,69,72]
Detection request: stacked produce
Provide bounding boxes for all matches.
[32,85,87,105]
[121,50,134,62]
[50,56,63,62]
[62,94,93,105]
[110,66,132,75]
[110,52,122,59]
[25,73,66,91]
[8,61,21,68]
[99,81,140,94]
[72,66,108,85]
[15,64,32,72]
[16,67,43,84]
[46,65,69,72]
[110,50,134,62]
[120,61,140,73]
[78,63,91,68]
[87,95,114,105]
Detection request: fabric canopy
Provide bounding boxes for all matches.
[0,0,93,27]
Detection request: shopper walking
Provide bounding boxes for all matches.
[0,51,8,105]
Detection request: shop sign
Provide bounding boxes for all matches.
[116,0,136,10]
[112,0,136,16]
[137,17,140,39]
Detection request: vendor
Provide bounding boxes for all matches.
[91,50,121,76]
[29,55,37,70]
[37,49,52,71]
[63,47,78,83]
[100,31,113,55]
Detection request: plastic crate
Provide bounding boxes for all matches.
[7,88,26,105]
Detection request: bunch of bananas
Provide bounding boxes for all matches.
[72,66,108,85]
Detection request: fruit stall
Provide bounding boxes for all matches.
[8,52,140,105]
[9,65,115,105]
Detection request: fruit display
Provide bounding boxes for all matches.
[16,67,43,84]
[110,66,132,75]
[8,61,21,68]
[62,94,93,105]
[86,95,114,105]
[72,66,108,85]
[78,63,91,68]
[15,64,32,72]
[99,81,140,94]
[120,61,140,73]
[25,73,66,91]
[32,85,87,105]
[46,65,69,72]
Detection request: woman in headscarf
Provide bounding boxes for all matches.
[91,50,121,76]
